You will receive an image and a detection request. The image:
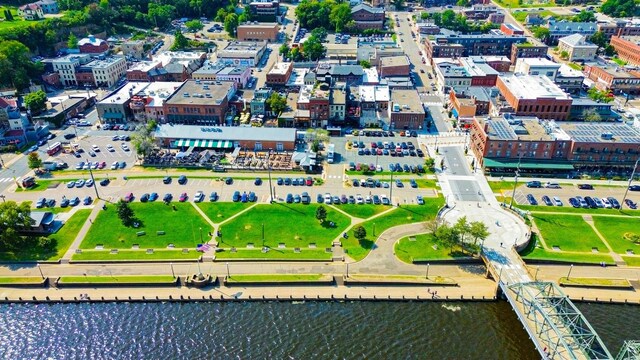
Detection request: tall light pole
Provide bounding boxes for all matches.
[390,168,394,205]
[509,155,522,210]
[267,149,274,203]
[620,157,640,212]
[566,264,574,280]
[86,158,100,200]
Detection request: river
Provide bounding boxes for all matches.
[0,301,637,359]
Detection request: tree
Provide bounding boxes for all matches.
[588,87,614,103]
[359,60,371,69]
[532,26,550,42]
[27,152,42,169]
[424,218,443,234]
[454,216,471,250]
[434,223,459,254]
[572,10,596,22]
[311,27,327,41]
[590,31,608,49]
[392,0,405,10]
[4,9,14,21]
[224,13,239,36]
[116,200,135,226]
[279,43,290,58]
[329,3,351,32]
[353,225,367,242]
[0,201,35,252]
[583,109,602,122]
[600,0,639,18]
[456,0,470,6]
[315,205,327,223]
[131,120,156,159]
[148,3,176,28]
[560,50,569,60]
[0,40,43,91]
[67,33,78,49]
[24,90,47,115]
[266,92,287,115]
[425,157,435,172]
[301,35,326,61]
[171,30,190,50]
[214,8,228,22]
[185,19,204,33]
[469,221,489,247]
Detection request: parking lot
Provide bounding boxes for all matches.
[512,182,640,209]
[331,134,428,170]
[48,134,137,171]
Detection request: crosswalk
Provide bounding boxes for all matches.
[424,102,443,107]
[0,178,14,183]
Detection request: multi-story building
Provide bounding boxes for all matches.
[434,58,472,93]
[470,116,640,175]
[496,73,572,120]
[554,64,585,94]
[163,80,237,125]
[122,40,145,60]
[81,56,127,88]
[379,56,410,78]
[510,42,549,64]
[0,98,21,135]
[97,82,151,123]
[34,0,58,14]
[460,57,501,86]
[610,36,640,66]
[583,64,640,94]
[351,4,385,30]
[597,18,640,39]
[128,82,183,122]
[217,41,267,67]
[488,12,505,24]
[449,87,492,117]
[249,0,280,21]
[153,51,207,81]
[389,90,426,130]
[126,61,166,82]
[425,30,526,58]
[557,34,597,62]
[416,22,440,35]
[266,62,293,86]
[250,88,272,116]
[464,4,500,20]
[545,19,597,45]
[78,35,109,54]
[358,85,390,127]
[315,64,364,85]
[297,83,331,127]
[330,83,347,123]
[500,23,524,36]
[192,61,250,88]
[357,45,405,66]
[51,54,91,87]
[514,57,560,78]
[17,3,43,20]
[569,98,615,121]
[237,22,279,42]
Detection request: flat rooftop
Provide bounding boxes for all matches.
[238,22,278,29]
[390,89,423,113]
[557,64,584,78]
[359,85,390,102]
[219,41,266,57]
[154,51,205,66]
[135,81,183,108]
[298,84,330,103]
[156,124,297,142]
[380,56,409,68]
[592,65,640,79]
[268,62,291,75]
[100,82,150,105]
[500,73,570,100]
[128,60,162,72]
[165,80,235,105]
[286,68,308,87]
[518,57,560,67]
[560,122,640,144]
[485,117,571,141]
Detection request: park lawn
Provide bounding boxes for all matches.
[58,275,176,284]
[215,248,332,260]
[344,201,441,261]
[227,274,326,282]
[15,179,63,192]
[488,181,521,192]
[521,247,615,264]
[218,204,348,249]
[72,249,201,261]
[414,179,437,188]
[394,233,470,263]
[532,214,606,252]
[558,277,631,287]
[568,62,583,71]
[622,256,640,267]
[518,204,640,216]
[80,203,211,249]
[591,216,640,254]
[0,9,33,31]
[196,202,253,223]
[0,209,91,262]
[335,204,391,219]
[0,276,44,284]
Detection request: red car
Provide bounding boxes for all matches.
[98,161,106,169]
[305,177,313,186]
[179,192,188,202]
[124,193,134,202]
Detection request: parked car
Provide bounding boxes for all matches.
[75,179,85,188]
[124,193,134,202]
[67,181,76,188]
[225,177,233,185]
[607,197,620,209]
[178,175,187,184]
[141,193,151,202]
[232,191,240,202]
[277,178,284,185]
[542,195,553,206]
[149,192,158,202]
[286,193,294,203]
[60,198,70,207]
[193,191,204,203]
[163,176,172,184]
[526,181,541,188]
[209,192,219,202]
[301,192,310,204]
[624,198,637,209]
[99,178,110,186]
[36,198,46,208]
[629,185,640,191]
[553,196,563,206]
[578,184,594,190]
[526,194,538,205]
[410,179,418,188]
[69,197,80,206]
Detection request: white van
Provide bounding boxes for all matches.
[545,182,561,189]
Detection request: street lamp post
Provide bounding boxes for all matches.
[620,157,640,212]
[226,262,230,278]
[199,227,203,244]
[390,169,394,205]
[37,264,44,279]
[535,266,540,281]
[426,263,430,279]
[262,223,265,247]
[509,156,523,210]
[267,149,274,203]
[346,262,349,278]
[86,158,100,200]
[0,195,5,203]
[373,223,376,237]
[566,264,574,280]
[170,262,175,278]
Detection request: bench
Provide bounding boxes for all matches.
[157,231,165,235]
[136,231,146,236]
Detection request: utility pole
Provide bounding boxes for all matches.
[509,155,522,210]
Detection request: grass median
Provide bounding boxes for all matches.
[196,202,253,223]
[519,234,615,265]
[559,277,631,288]
[343,200,442,261]
[531,214,606,252]
[0,277,44,284]
[80,203,211,249]
[226,274,327,283]
[215,248,332,261]
[72,249,201,261]
[58,275,176,284]
[395,233,470,264]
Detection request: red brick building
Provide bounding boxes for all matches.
[500,23,524,36]
[379,56,410,78]
[510,42,549,64]
[609,36,640,67]
[266,62,293,86]
[496,73,572,120]
[78,35,109,54]
[163,80,236,125]
[237,22,279,42]
[583,64,640,94]
[389,90,426,130]
[351,4,385,30]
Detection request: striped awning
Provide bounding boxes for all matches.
[175,139,234,148]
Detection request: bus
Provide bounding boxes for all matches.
[47,142,62,156]
[327,143,335,164]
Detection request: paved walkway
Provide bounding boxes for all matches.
[61,199,104,261]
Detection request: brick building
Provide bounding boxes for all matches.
[297,83,331,128]
[266,62,293,86]
[610,36,640,66]
[496,73,572,120]
[597,19,640,39]
[351,4,385,30]
[379,56,410,78]
[389,90,426,130]
[163,80,237,125]
[510,42,549,64]
[500,23,524,36]
[583,64,640,94]
[425,31,525,58]
[237,22,279,42]
[249,0,280,21]
[78,35,109,54]
[449,87,491,117]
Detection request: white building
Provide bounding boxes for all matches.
[558,34,598,62]
[514,57,561,78]
[51,54,91,87]
[84,56,127,88]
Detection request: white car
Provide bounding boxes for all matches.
[193,191,205,203]
[92,144,100,152]
[356,194,364,204]
[121,143,130,151]
[324,193,332,204]
[83,163,91,170]
[601,197,612,208]
[107,144,115,152]
[553,196,563,206]
[110,161,119,170]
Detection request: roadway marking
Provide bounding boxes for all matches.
[0,178,14,183]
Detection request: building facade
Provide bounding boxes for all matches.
[163,80,236,125]
[610,36,640,66]
[78,35,109,54]
[557,34,597,62]
[266,62,293,86]
[351,4,385,30]
[583,65,640,94]
[510,42,549,64]
[496,73,572,120]
[425,31,525,58]
[237,22,279,42]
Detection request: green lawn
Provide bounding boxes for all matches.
[0,209,91,261]
[591,216,640,254]
[500,0,557,8]
[215,248,332,260]
[72,249,201,261]
[15,179,63,192]
[568,62,583,71]
[0,8,34,31]
[0,276,44,284]
[196,202,253,223]
[335,204,391,219]
[218,204,349,249]
[559,277,631,287]
[622,256,640,267]
[226,274,326,282]
[517,204,640,216]
[344,201,442,261]
[58,275,176,284]
[532,214,606,252]
[414,179,437,188]
[81,203,212,249]
[394,233,470,263]
[612,57,627,66]
[488,181,521,192]
[519,233,615,264]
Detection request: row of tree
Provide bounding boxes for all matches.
[426,216,489,255]
[420,10,499,34]
[295,0,353,33]
[600,0,639,18]
[279,33,326,61]
[0,201,57,255]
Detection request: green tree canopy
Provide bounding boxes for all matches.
[315,205,327,223]
[302,35,326,61]
[0,201,36,252]
[587,87,614,103]
[600,0,639,18]
[224,13,239,36]
[0,41,43,91]
[353,225,367,241]
[266,92,287,115]
[24,90,47,114]
[572,10,596,22]
[532,26,550,42]
[131,120,157,159]
[329,3,351,32]
[27,152,42,169]
[185,19,204,32]
[67,33,79,49]
[116,200,135,226]
[171,30,190,50]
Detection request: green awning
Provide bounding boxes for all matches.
[103,112,123,119]
[174,139,234,148]
[484,158,574,170]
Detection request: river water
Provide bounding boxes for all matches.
[0,301,637,359]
